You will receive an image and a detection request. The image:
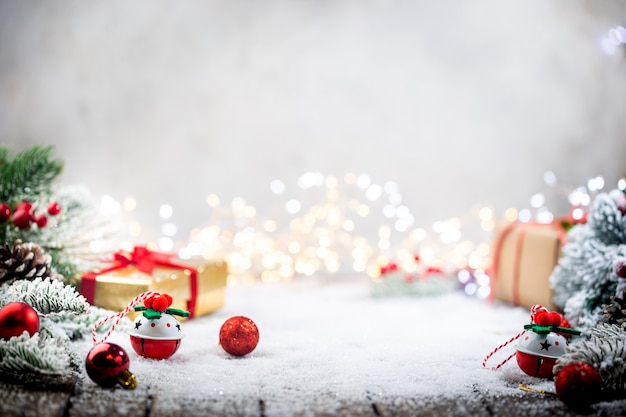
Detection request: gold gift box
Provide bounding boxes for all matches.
[82,259,228,319]
[491,222,564,310]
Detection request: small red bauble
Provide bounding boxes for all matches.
[555,362,602,410]
[0,203,11,223]
[47,201,61,216]
[11,209,32,230]
[219,316,259,356]
[85,342,137,389]
[0,302,40,340]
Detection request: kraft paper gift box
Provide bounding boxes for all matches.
[80,246,227,319]
[490,222,566,310]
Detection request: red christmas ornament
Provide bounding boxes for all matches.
[0,203,11,223]
[555,362,602,410]
[219,316,259,356]
[47,201,61,216]
[85,342,137,389]
[0,302,40,340]
[34,213,48,228]
[129,293,188,360]
[11,209,32,230]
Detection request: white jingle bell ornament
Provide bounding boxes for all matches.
[483,304,580,378]
[515,325,570,378]
[128,293,190,360]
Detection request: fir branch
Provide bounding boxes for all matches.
[0,277,89,315]
[555,323,626,394]
[0,145,63,204]
[41,306,132,341]
[0,332,72,375]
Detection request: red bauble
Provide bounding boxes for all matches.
[555,362,602,410]
[0,302,40,340]
[47,201,61,216]
[85,342,137,389]
[219,316,259,356]
[34,213,48,228]
[0,203,11,223]
[11,209,32,230]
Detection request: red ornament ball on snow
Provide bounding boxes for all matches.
[129,313,184,360]
[555,362,602,410]
[219,316,259,356]
[0,302,40,340]
[85,342,136,389]
[516,331,568,378]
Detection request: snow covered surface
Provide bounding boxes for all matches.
[75,277,556,412]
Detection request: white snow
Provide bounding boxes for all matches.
[75,277,556,412]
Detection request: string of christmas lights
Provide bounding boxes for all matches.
[93,171,626,299]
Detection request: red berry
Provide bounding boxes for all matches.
[151,296,169,312]
[533,311,551,326]
[549,311,563,326]
[615,260,626,279]
[47,201,61,216]
[555,362,602,410]
[15,201,32,213]
[12,209,32,230]
[0,203,11,222]
[34,213,48,228]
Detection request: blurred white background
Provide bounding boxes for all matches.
[1,0,625,245]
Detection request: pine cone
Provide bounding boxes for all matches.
[598,288,626,326]
[0,240,57,285]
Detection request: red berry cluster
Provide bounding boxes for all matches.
[531,305,572,329]
[0,201,61,230]
[143,293,173,312]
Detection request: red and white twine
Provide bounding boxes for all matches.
[482,330,526,370]
[91,291,159,345]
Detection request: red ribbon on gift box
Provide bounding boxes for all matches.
[81,246,199,318]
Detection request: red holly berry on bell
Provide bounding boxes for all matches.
[0,203,11,223]
[47,201,61,216]
[11,209,33,230]
[129,293,189,360]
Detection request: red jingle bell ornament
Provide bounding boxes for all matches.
[0,302,40,340]
[85,342,137,389]
[483,305,580,378]
[129,293,190,360]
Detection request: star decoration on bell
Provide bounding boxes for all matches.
[540,340,552,351]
